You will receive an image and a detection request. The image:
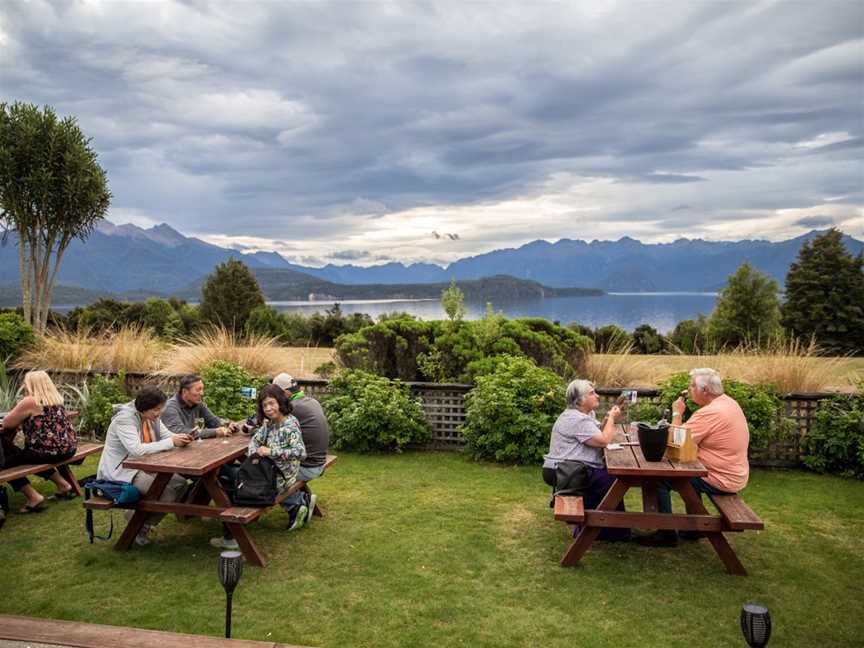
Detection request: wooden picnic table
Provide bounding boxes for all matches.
[108,434,273,566]
[559,430,751,575]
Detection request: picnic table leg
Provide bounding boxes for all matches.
[561,478,629,567]
[115,472,172,551]
[640,480,658,513]
[56,464,83,498]
[673,479,747,576]
[201,472,267,568]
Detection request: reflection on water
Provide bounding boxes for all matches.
[269,292,719,334]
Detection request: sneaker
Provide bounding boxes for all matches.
[210,536,239,549]
[288,505,308,531]
[134,524,152,547]
[306,493,317,525]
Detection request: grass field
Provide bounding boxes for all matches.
[1,452,862,647]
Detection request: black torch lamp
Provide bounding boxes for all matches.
[218,550,244,638]
[741,602,771,647]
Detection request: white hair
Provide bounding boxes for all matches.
[566,379,595,408]
[690,368,724,395]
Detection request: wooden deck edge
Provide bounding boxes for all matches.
[0,615,313,648]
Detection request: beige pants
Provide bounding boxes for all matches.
[126,472,188,527]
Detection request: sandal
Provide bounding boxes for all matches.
[50,490,78,501]
[19,502,46,514]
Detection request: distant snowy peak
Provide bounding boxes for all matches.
[97,220,188,248]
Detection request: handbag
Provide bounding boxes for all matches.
[233,455,283,507]
[82,476,142,543]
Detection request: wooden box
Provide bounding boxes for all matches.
[667,425,698,462]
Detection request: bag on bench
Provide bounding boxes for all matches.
[82,476,142,543]
[234,456,283,507]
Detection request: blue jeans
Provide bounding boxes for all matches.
[656,477,731,514]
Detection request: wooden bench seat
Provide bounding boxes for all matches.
[553,495,585,523]
[82,496,115,511]
[220,506,266,524]
[84,453,339,526]
[0,442,103,497]
[708,493,764,531]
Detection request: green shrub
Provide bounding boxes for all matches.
[321,369,430,452]
[0,311,37,360]
[461,355,565,464]
[200,360,267,421]
[631,372,792,449]
[802,394,864,478]
[336,314,592,384]
[141,298,184,339]
[80,372,129,438]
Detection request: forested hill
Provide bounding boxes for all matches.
[179,271,603,302]
[0,274,602,308]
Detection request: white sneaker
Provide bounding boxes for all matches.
[210,536,239,549]
[134,524,152,546]
[289,505,308,531]
[306,493,317,525]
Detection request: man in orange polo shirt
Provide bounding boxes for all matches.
[637,367,750,547]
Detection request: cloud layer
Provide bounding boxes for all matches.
[2,0,862,265]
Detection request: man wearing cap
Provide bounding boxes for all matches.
[272,372,331,526]
[162,374,242,438]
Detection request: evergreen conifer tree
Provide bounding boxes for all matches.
[782,229,864,355]
[707,262,781,348]
[199,258,265,333]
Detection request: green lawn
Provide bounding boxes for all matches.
[1,452,862,647]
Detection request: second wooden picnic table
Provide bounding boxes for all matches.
[114,434,271,566]
[560,429,749,575]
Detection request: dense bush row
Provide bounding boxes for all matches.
[802,392,864,479]
[336,310,592,383]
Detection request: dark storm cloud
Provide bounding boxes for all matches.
[1,0,862,252]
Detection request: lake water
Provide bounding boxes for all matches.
[269,292,719,333]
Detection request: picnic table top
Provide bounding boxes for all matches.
[604,430,707,478]
[123,433,249,476]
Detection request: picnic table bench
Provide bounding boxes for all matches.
[83,435,337,567]
[553,430,763,575]
[0,442,103,497]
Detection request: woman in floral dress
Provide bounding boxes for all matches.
[0,371,78,512]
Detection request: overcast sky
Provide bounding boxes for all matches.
[2,1,863,267]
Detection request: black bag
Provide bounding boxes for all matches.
[553,460,591,498]
[233,455,283,507]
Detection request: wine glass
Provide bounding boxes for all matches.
[195,417,205,442]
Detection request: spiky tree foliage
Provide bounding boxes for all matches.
[0,102,111,333]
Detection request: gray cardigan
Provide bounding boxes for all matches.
[97,403,176,483]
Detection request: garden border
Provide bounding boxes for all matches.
[8,369,832,467]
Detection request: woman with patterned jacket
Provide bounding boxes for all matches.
[210,384,306,549]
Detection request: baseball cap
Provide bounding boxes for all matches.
[272,372,297,390]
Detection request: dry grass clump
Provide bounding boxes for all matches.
[710,339,852,393]
[14,326,165,373]
[582,344,660,388]
[160,327,290,376]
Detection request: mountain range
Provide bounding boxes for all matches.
[0,220,861,300]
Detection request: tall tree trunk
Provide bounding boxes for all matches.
[18,234,33,326]
[40,243,68,333]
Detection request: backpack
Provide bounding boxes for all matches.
[233,455,283,507]
[82,476,142,543]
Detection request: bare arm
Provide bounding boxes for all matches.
[585,405,622,448]
[0,396,40,431]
